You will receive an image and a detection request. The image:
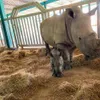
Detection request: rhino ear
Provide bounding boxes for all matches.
[87,7,97,16]
[66,8,75,18]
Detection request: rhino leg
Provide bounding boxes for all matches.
[56,43,74,70]
[68,46,76,63]
[45,42,51,56]
[61,50,72,70]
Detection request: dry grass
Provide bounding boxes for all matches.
[0,48,99,100]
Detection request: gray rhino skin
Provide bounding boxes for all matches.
[40,6,100,77]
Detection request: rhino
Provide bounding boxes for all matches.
[40,6,99,77]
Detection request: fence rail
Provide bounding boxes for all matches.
[0,0,98,48]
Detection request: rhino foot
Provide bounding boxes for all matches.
[85,55,90,61]
[63,64,72,70]
[52,71,63,77]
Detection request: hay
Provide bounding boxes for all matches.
[58,81,78,95]
[0,48,99,100]
[3,93,21,100]
[74,80,100,100]
[12,50,26,59]
[0,47,8,53]
[0,72,35,95]
[50,81,78,100]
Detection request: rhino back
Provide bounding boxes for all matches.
[40,13,70,46]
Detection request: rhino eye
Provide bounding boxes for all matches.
[79,37,81,40]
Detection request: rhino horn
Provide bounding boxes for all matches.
[87,7,97,16]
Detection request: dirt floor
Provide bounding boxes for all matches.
[0,47,100,100]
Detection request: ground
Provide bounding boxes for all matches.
[0,48,100,100]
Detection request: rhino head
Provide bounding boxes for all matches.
[66,6,100,60]
[50,48,64,77]
[79,34,100,60]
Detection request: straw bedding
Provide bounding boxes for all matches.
[0,48,99,100]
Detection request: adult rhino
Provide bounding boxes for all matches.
[40,6,100,77]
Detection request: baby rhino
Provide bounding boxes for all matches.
[50,48,64,77]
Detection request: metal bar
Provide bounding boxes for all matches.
[12,19,19,46]
[14,1,46,11]
[59,9,62,15]
[53,10,56,15]
[7,20,15,47]
[44,1,46,8]
[0,0,10,48]
[19,18,27,45]
[11,2,46,18]
[10,19,18,48]
[13,19,21,45]
[37,15,43,44]
[47,12,49,18]
[42,13,46,20]
[29,16,36,44]
[34,15,40,44]
[62,8,65,12]
[16,18,23,45]
[37,14,44,44]
[5,12,43,21]
[31,16,37,44]
[88,3,91,12]
[23,18,30,45]
[33,2,46,12]
[17,44,45,47]
[34,15,41,44]
[26,17,33,45]
[18,18,26,45]
[0,23,5,46]
[9,20,16,48]
[32,16,39,44]
[62,9,64,13]
[38,14,41,23]
[21,18,28,45]
[80,5,82,10]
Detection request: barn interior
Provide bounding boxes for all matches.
[0,0,100,100]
